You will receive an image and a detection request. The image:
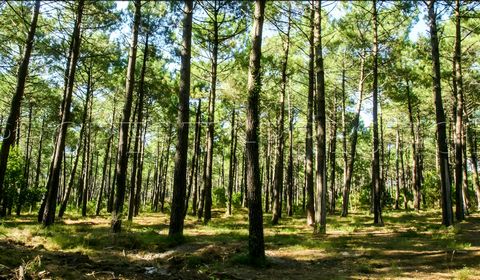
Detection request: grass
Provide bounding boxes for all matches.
[0,208,479,279]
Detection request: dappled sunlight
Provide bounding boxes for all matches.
[1,209,479,279]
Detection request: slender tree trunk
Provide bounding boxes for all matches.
[41,0,84,226]
[395,128,400,210]
[406,82,421,210]
[0,0,40,211]
[328,91,338,214]
[58,70,92,218]
[371,0,383,226]
[16,104,33,215]
[111,0,141,233]
[287,76,294,217]
[245,0,266,263]
[453,0,465,221]
[314,0,327,234]
[341,66,348,213]
[128,34,148,220]
[462,124,470,214]
[82,97,93,217]
[305,2,315,226]
[168,0,193,238]
[227,107,236,215]
[203,7,220,224]
[466,112,480,210]
[33,118,45,210]
[271,2,291,225]
[428,0,454,226]
[341,53,365,217]
[134,118,147,216]
[185,100,201,216]
[160,127,173,213]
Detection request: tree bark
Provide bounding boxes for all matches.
[341,53,365,217]
[16,104,33,215]
[406,82,421,210]
[168,0,193,238]
[41,0,84,226]
[245,0,266,263]
[111,0,141,233]
[395,128,400,210]
[0,0,40,211]
[314,0,327,234]
[305,1,315,226]
[271,2,291,225]
[58,67,92,218]
[453,0,465,221]
[371,0,383,226]
[328,91,338,214]
[227,107,236,215]
[427,0,454,227]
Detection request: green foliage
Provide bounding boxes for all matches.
[231,192,242,208]
[212,187,226,207]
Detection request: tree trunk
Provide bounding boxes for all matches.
[96,102,116,216]
[134,118,147,216]
[58,68,92,218]
[111,0,141,233]
[190,100,202,216]
[227,107,236,215]
[41,0,84,226]
[428,0,454,226]
[314,0,327,234]
[168,0,193,238]
[465,111,480,210]
[287,74,294,217]
[453,0,465,221]
[245,0,266,263]
[16,104,33,215]
[160,126,173,213]
[271,2,291,225]
[328,91,338,214]
[405,82,421,210]
[33,118,45,210]
[395,128,400,210]
[305,2,315,226]
[0,0,40,211]
[341,53,365,217]
[82,96,93,217]
[371,0,383,226]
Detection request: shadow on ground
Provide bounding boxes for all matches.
[0,209,479,279]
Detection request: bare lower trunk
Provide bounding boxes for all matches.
[111,0,141,233]
[168,0,193,238]
[245,0,266,263]
[428,0,453,226]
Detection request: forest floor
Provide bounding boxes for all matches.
[0,208,479,280]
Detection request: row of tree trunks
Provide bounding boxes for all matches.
[185,100,201,217]
[0,0,40,215]
[40,0,84,226]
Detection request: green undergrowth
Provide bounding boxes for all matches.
[0,208,479,279]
